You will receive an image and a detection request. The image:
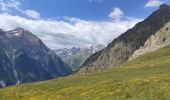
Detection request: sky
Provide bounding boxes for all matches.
[0,0,169,49]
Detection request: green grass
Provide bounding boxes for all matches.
[0,45,170,100]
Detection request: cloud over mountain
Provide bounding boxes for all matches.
[0,13,141,49]
[0,0,142,49]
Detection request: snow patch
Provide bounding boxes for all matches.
[0,81,6,88]
[14,33,21,36]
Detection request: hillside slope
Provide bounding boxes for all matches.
[0,45,170,99]
[81,4,170,72]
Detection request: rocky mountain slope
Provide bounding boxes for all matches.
[55,44,105,71]
[129,21,170,60]
[0,28,72,87]
[81,4,170,73]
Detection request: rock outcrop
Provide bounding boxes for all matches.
[130,21,170,60]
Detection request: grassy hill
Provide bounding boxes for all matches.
[0,45,170,100]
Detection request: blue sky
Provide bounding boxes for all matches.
[18,0,169,20]
[16,0,168,20]
[0,0,169,49]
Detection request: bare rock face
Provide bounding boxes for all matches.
[81,4,170,73]
[0,28,72,87]
[130,21,170,60]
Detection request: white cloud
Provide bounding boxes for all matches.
[0,0,142,49]
[0,13,142,49]
[0,0,41,19]
[145,0,164,8]
[0,0,21,12]
[109,7,124,20]
[25,10,41,19]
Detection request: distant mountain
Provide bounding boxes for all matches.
[81,4,170,73]
[0,28,72,87]
[55,47,81,61]
[54,44,105,71]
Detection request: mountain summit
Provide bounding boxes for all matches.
[81,4,170,72]
[0,28,72,87]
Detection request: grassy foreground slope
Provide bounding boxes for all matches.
[0,45,170,100]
